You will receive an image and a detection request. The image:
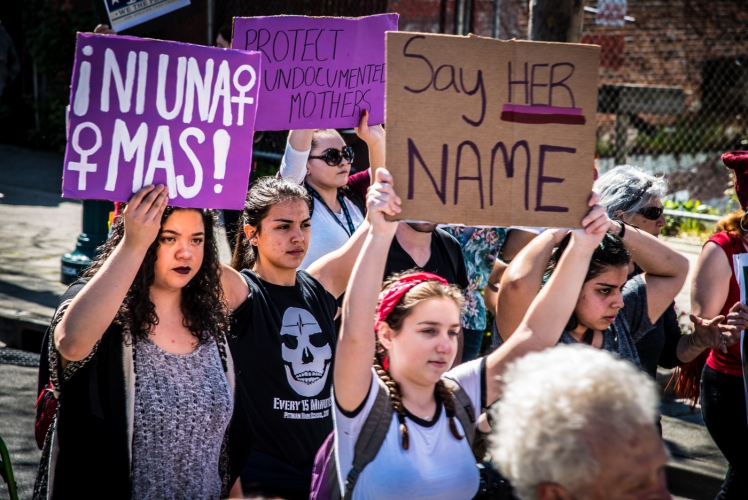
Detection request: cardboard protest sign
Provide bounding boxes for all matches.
[232,14,398,131]
[385,32,600,228]
[63,33,261,209]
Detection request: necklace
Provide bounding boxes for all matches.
[305,184,356,236]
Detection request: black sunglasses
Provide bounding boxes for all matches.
[638,206,664,220]
[308,146,355,166]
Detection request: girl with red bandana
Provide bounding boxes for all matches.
[331,168,611,500]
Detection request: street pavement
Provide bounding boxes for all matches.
[0,144,723,499]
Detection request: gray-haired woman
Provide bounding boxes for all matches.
[594,165,719,381]
[593,164,668,239]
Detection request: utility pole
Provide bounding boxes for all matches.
[528,0,585,42]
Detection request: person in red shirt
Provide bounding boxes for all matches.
[690,150,748,499]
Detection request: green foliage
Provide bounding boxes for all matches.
[23,0,96,150]
[254,160,279,178]
[597,115,748,157]
[595,139,615,157]
[661,199,720,239]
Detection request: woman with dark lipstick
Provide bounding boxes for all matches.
[35,185,238,499]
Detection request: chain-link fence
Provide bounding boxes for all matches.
[7,0,748,206]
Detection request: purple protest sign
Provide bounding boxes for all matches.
[232,14,398,131]
[63,33,261,209]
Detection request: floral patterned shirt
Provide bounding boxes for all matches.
[442,226,508,331]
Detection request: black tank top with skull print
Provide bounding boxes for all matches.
[227,270,338,489]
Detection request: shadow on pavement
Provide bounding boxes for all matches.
[0,185,73,208]
[0,280,62,310]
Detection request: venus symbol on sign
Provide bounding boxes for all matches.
[230,65,256,126]
[67,122,103,190]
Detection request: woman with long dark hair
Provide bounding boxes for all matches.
[220,175,372,499]
[495,203,689,367]
[35,185,237,499]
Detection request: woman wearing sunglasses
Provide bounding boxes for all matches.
[279,111,383,269]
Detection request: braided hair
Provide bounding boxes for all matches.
[375,271,466,450]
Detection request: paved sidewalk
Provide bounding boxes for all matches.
[0,145,233,349]
[0,144,726,499]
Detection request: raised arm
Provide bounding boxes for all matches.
[55,185,168,363]
[354,109,385,171]
[486,200,610,405]
[220,263,249,312]
[482,259,507,316]
[609,220,689,323]
[334,169,401,411]
[278,129,313,184]
[306,219,371,298]
[495,229,567,342]
[500,228,537,262]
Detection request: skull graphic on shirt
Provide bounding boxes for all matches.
[280,307,332,397]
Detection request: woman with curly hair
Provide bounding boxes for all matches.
[34,185,238,500]
[331,169,617,499]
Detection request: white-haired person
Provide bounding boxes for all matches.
[489,345,671,500]
[332,168,611,499]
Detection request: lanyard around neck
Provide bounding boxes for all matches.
[306,185,356,237]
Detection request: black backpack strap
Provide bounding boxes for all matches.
[342,377,392,500]
[441,376,476,450]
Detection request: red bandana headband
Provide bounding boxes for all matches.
[375,272,449,329]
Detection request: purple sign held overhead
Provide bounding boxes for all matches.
[232,14,398,131]
[63,33,261,209]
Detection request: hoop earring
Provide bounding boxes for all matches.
[740,211,748,234]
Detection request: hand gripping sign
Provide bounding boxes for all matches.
[232,14,398,131]
[63,33,261,209]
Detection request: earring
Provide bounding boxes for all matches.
[740,211,748,233]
